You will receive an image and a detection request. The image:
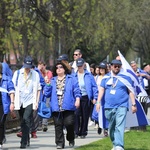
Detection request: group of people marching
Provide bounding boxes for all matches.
[0,49,150,150]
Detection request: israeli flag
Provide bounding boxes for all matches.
[92,104,109,129]
[118,50,150,127]
[98,105,109,129]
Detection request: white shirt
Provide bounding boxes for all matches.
[12,68,41,109]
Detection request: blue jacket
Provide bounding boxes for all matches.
[1,65,15,114]
[74,70,98,101]
[44,74,81,112]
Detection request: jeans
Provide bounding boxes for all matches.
[105,107,127,149]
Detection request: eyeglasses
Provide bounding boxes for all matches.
[73,53,79,56]
[56,65,64,69]
[114,65,121,68]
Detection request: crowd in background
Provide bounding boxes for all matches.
[0,49,150,150]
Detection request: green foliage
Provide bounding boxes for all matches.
[0,0,150,64]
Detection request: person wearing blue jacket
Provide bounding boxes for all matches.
[73,58,98,139]
[44,61,81,149]
[0,63,15,149]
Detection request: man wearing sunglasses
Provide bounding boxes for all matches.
[96,59,137,150]
[70,49,90,73]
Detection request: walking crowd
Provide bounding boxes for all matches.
[0,49,150,150]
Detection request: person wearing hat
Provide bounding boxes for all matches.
[74,58,98,139]
[92,62,109,136]
[96,59,137,150]
[16,60,46,139]
[44,61,81,149]
[57,54,72,72]
[70,49,90,73]
[57,54,69,62]
[12,56,41,149]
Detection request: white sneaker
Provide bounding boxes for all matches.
[115,146,124,150]
[88,121,94,126]
[0,145,3,149]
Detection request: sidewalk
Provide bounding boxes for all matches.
[4,107,150,150]
[4,125,103,150]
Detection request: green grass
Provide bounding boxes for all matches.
[76,126,150,150]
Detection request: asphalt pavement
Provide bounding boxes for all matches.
[3,124,103,150]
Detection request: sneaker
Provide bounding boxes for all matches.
[0,145,3,149]
[88,121,94,126]
[97,128,102,135]
[20,144,27,149]
[56,144,64,149]
[31,131,37,138]
[42,125,48,132]
[16,132,22,138]
[115,146,124,150]
[69,140,75,147]
[80,135,86,139]
[104,129,108,137]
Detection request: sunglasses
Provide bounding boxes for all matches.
[73,53,79,56]
[56,65,64,69]
[114,65,121,68]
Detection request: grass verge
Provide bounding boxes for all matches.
[76,126,150,150]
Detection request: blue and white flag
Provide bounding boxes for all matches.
[92,104,109,129]
[118,50,150,127]
[98,105,109,129]
[126,99,149,127]
[118,50,150,97]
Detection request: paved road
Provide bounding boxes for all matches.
[4,125,103,150]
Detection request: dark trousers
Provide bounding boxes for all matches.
[19,110,39,133]
[89,101,94,121]
[75,95,90,136]
[19,104,33,145]
[0,104,7,145]
[53,110,75,147]
[31,110,39,132]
